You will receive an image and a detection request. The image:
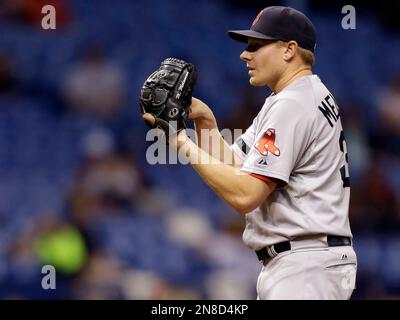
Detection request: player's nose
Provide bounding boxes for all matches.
[240,50,251,62]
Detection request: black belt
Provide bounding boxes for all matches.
[256,235,352,263]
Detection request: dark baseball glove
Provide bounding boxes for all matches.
[139,58,197,136]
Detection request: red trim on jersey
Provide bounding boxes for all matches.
[250,173,274,183]
[243,171,286,188]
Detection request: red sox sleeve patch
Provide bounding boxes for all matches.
[255,128,281,156]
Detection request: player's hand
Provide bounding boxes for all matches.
[188,97,217,129]
[142,112,179,137]
[142,113,156,127]
[142,113,189,149]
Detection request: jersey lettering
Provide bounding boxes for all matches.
[318,94,340,127]
[339,130,351,187]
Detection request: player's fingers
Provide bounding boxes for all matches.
[188,97,205,119]
[142,113,156,126]
[188,109,199,120]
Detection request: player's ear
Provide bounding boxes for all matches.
[282,40,298,62]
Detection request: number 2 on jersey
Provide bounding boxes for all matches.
[339,130,350,188]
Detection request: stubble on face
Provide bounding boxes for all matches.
[246,40,283,88]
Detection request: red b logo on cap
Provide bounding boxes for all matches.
[252,10,263,26]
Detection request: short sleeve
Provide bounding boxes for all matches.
[241,99,314,185]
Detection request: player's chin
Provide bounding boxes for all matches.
[249,77,265,87]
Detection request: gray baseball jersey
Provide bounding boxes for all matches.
[231,75,352,250]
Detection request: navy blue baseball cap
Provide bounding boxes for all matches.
[228,6,317,52]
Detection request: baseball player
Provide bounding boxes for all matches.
[143,6,357,299]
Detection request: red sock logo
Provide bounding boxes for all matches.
[255,128,280,156]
